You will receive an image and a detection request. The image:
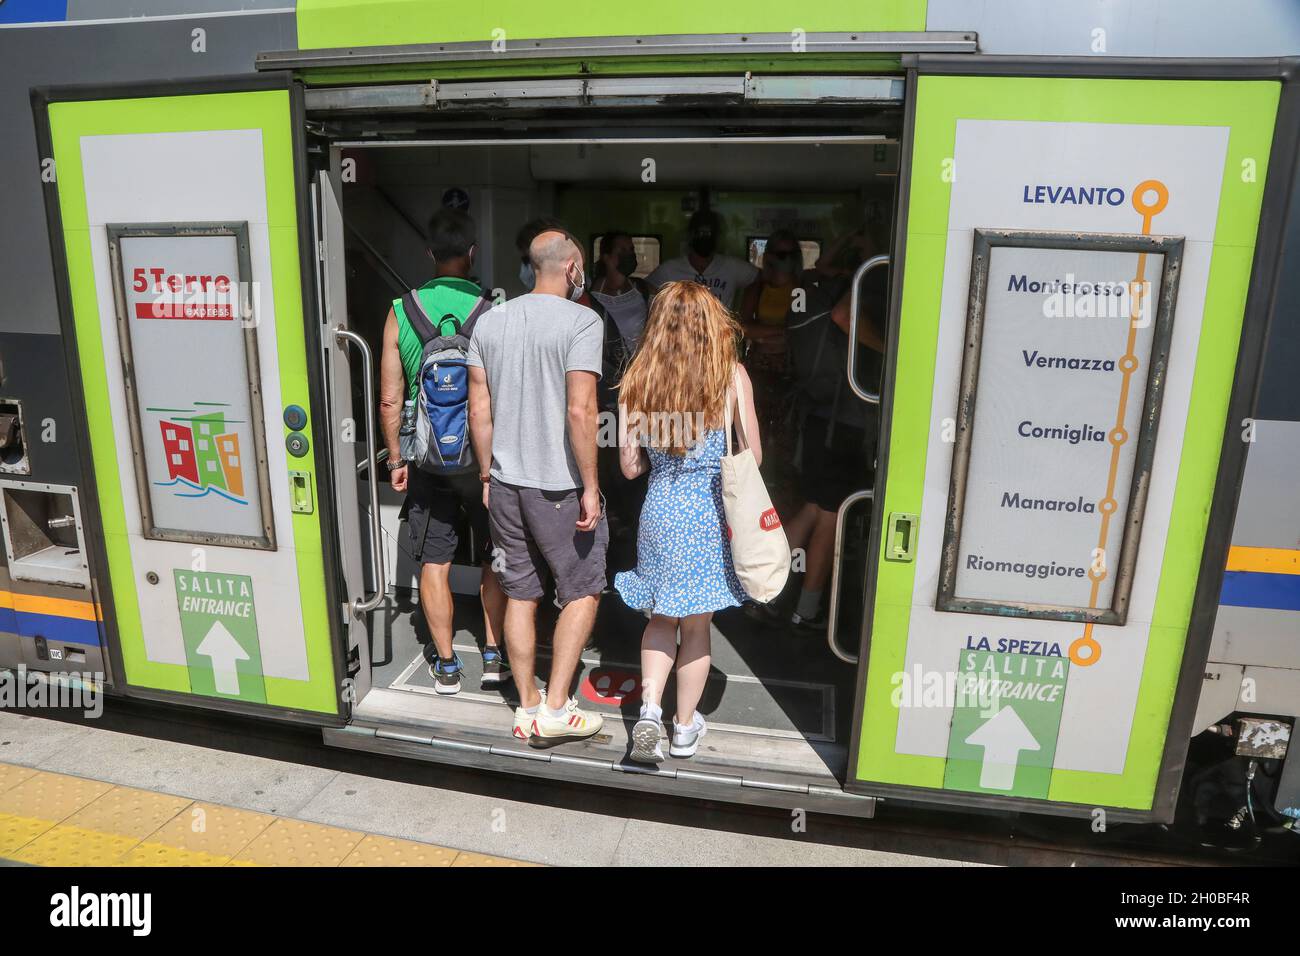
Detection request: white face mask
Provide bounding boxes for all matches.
[567,264,586,302]
[518,261,535,290]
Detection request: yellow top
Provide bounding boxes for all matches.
[755,283,793,326]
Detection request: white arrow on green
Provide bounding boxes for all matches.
[195,620,250,696]
[964,705,1040,790]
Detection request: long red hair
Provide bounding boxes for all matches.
[618,280,740,455]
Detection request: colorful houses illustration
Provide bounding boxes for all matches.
[154,406,247,504]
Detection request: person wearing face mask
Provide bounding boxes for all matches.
[378,207,508,695]
[513,216,567,293]
[646,208,758,311]
[590,231,652,571]
[737,229,804,512]
[738,228,803,367]
[467,229,609,744]
[591,231,649,351]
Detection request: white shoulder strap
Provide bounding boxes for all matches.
[724,365,750,457]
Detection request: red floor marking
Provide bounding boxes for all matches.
[580,667,642,706]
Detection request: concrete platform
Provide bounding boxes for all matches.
[0,711,974,867]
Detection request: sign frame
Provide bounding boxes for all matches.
[936,228,1184,625]
[106,221,276,551]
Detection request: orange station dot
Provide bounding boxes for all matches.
[1099,498,1117,515]
[1119,355,1139,373]
[1132,179,1169,219]
[1110,428,1128,445]
[1070,634,1102,666]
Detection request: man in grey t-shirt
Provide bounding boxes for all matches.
[467,229,608,745]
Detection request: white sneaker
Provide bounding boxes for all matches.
[630,716,664,764]
[670,714,707,758]
[511,706,537,740]
[529,698,604,746]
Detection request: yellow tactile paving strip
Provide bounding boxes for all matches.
[0,762,537,867]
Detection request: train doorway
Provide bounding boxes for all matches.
[312,87,903,810]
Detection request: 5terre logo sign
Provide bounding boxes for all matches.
[150,403,248,505]
[131,265,240,320]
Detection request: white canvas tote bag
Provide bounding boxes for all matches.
[720,367,791,603]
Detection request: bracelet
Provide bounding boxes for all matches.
[386,457,407,471]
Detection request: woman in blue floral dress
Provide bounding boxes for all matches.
[615,281,763,763]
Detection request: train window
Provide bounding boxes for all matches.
[590,235,660,278]
[747,237,821,270]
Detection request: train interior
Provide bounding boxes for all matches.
[330,125,900,788]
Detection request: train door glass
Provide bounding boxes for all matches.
[38,78,347,720]
[846,72,1280,819]
[327,132,899,789]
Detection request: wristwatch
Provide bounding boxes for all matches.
[386,456,407,471]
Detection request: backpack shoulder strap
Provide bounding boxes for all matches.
[401,289,439,345]
[458,290,496,340]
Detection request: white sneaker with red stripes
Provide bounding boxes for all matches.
[512,705,538,740]
[529,698,604,745]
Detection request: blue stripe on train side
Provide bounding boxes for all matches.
[11,610,101,647]
[0,0,68,25]
[1219,570,1300,613]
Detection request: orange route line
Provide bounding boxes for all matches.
[1070,180,1168,666]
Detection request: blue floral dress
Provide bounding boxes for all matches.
[615,428,747,616]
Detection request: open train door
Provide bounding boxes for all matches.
[33,75,348,723]
[844,60,1294,821]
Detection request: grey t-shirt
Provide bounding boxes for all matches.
[467,293,604,491]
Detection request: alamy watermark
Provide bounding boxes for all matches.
[0,666,103,718]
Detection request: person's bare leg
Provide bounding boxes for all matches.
[803,507,838,593]
[674,613,713,726]
[479,564,506,650]
[639,614,679,710]
[419,562,455,660]
[784,501,820,556]
[505,597,541,708]
[792,507,838,623]
[545,593,599,710]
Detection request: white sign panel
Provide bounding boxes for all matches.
[941,235,1179,622]
[110,225,274,549]
[893,118,1228,776]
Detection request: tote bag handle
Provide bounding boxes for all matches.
[723,365,751,456]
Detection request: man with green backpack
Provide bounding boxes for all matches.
[378,207,508,695]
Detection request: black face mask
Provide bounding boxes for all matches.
[768,250,798,273]
[690,232,717,257]
[616,251,638,276]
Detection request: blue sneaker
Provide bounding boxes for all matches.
[430,653,464,696]
[481,646,510,687]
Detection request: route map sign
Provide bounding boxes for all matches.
[938,220,1183,638]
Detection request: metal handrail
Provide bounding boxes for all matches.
[333,327,385,615]
[826,488,873,664]
[356,446,389,476]
[846,254,890,403]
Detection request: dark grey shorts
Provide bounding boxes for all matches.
[404,470,491,566]
[487,478,608,605]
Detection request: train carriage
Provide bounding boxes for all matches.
[1,0,1298,831]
